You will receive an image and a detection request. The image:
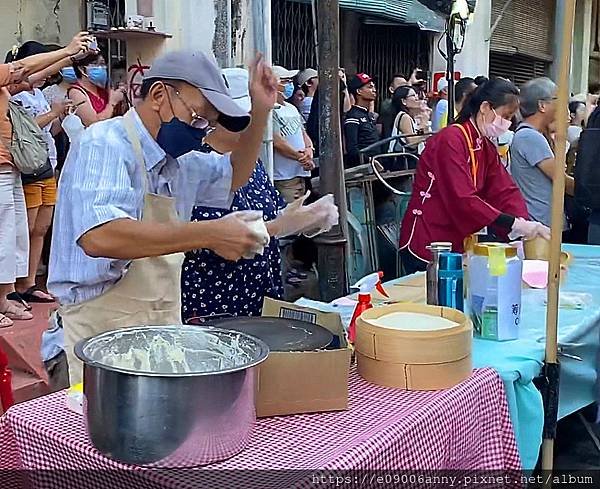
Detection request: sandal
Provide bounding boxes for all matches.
[1,302,33,321]
[0,313,13,328]
[7,292,32,311]
[18,286,55,304]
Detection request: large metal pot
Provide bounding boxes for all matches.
[74,325,269,467]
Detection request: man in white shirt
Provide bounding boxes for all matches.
[432,77,449,132]
[272,66,315,203]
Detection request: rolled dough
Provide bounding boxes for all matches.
[369,312,458,331]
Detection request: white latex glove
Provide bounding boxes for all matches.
[271,192,339,238]
[508,217,551,241]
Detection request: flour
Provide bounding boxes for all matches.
[370,312,458,331]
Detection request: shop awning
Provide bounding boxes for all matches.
[288,0,446,32]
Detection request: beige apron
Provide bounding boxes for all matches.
[60,112,185,385]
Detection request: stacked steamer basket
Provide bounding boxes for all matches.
[355,304,472,390]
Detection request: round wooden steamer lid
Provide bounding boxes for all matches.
[355,304,472,365]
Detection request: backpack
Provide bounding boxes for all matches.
[3,100,49,175]
[574,128,600,210]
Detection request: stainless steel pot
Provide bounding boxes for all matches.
[74,325,269,467]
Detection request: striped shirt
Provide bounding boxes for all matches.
[48,109,233,305]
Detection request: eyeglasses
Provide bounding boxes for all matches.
[162,83,216,132]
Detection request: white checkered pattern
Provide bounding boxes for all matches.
[0,368,521,488]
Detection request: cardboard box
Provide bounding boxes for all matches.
[257,298,351,417]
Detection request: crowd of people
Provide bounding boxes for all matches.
[1,29,600,387]
[275,61,600,273]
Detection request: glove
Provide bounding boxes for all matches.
[236,210,270,259]
[508,218,552,241]
[271,192,339,238]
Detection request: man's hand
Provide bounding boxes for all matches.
[8,63,27,84]
[301,159,315,171]
[409,68,425,86]
[210,211,270,261]
[298,147,313,162]
[248,53,278,114]
[65,32,93,57]
[297,148,315,170]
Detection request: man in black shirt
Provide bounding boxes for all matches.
[344,73,381,167]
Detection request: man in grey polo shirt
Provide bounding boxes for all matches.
[510,77,574,229]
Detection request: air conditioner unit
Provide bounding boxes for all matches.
[87,0,110,31]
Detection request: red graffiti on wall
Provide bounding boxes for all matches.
[128,58,151,101]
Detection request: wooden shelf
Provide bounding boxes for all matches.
[91,28,172,42]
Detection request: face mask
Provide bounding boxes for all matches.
[60,67,77,84]
[282,82,294,100]
[483,109,511,139]
[86,66,108,88]
[156,117,207,158]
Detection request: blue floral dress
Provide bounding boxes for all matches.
[181,161,286,322]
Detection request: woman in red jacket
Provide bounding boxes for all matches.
[399,78,550,274]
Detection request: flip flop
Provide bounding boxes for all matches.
[0,313,13,328]
[6,292,32,311]
[1,302,33,321]
[18,286,55,304]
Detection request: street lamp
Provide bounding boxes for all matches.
[416,0,476,123]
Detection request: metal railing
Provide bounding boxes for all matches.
[344,132,433,276]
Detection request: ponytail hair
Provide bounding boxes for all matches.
[456,77,519,124]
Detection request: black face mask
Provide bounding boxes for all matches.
[156,117,207,158]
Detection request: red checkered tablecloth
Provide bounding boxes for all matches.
[0,368,521,489]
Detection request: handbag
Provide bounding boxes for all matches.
[20,158,54,185]
[3,101,49,174]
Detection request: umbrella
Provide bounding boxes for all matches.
[541,0,577,474]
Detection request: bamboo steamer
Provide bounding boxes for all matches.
[524,237,572,267]
[355,304,472,391]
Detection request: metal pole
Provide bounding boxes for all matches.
[541,0,576,478]
[446,17,456,125]
[314,0,349,301]
[226,0,233,68]
[311,0,319,66]
[252,0,274,180]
